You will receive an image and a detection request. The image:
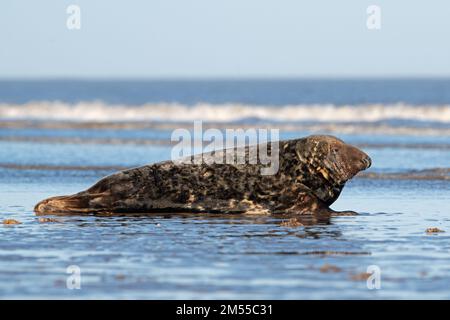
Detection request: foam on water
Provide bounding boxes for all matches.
[1,102,450,124]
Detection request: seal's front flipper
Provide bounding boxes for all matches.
[329,210,358,216]
[281,192,331,215]
[278,192,358,216]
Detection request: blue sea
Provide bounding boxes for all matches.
[0,79,449,299]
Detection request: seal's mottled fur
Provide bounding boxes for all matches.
[34,135,371,215]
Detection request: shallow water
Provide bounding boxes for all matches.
[1,135,449,299]
[1,80,449,299]
[1,179,450,299]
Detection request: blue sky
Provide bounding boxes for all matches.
[1,0,449,78]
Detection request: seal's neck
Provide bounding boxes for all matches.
[301,156,345,206]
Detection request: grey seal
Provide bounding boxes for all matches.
[34,135,371,216]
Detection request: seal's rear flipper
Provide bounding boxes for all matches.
[34,192,107,215]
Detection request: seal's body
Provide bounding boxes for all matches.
[34,135,371,216]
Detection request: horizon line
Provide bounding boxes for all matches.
[2,75,450,81]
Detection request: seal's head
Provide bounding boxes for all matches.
[297,135,371,205]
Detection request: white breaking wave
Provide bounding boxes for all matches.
[1,101,450,123]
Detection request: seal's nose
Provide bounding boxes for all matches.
[362,156,372,169]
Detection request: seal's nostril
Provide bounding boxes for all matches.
[363,157,371,169]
